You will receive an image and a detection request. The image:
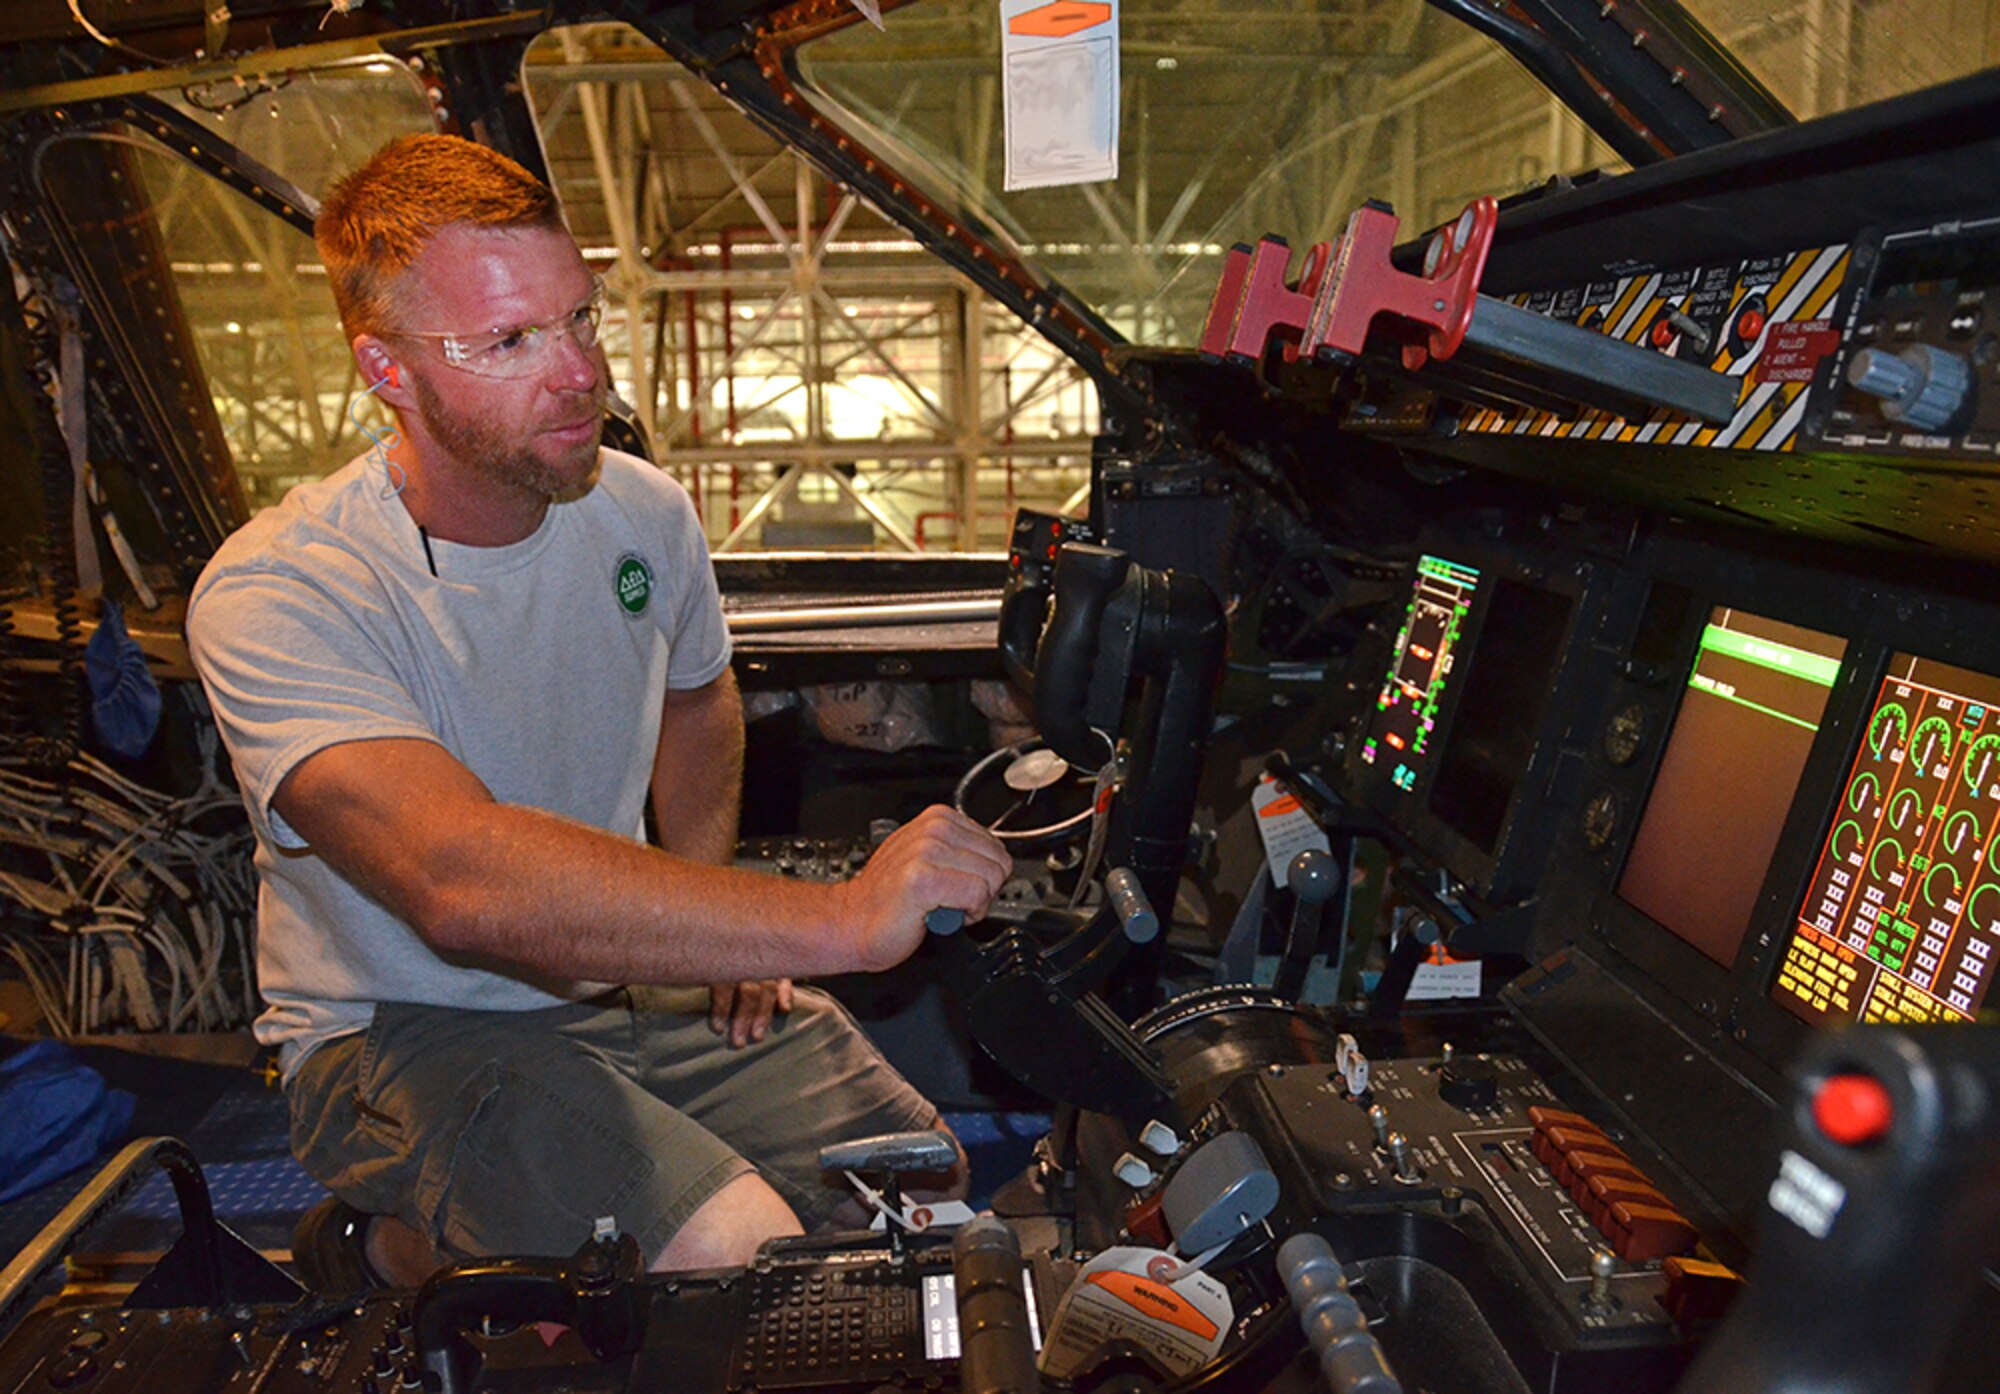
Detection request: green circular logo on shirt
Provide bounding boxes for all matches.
[615,554,654,616]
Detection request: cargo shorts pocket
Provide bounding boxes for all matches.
[421,1061,661,1261]
[284,1012,423,1219]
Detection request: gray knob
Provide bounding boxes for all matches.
[1277,1234,1404,1394]
[1847,345,1973,433]
[1106,867,1160,944]
[1287,848,1341,904]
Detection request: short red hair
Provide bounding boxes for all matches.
[315,134,563,337]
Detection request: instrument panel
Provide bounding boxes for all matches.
[1775,652,2000,1026]
[1323,503,2000,1243]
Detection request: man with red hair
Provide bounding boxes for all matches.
[189,135,1008,1284]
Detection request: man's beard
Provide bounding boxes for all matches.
[411,372,607,503]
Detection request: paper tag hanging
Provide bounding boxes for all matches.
[1000,0,1119,191]
[1250,774,1332,887]
[1037,1247,1231,1381]
[847,0,885,30]
[1069,755,1120,908]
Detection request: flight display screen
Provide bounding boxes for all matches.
[1428,577,1575,854]
[1359,555,1482,796]
[1618,610,1848,967]
[1774,653,2000,1026]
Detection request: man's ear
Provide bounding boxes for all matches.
[354,335,414,409]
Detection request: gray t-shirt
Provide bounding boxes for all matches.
[187,449,731,1076]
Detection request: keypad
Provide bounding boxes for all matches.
[730,1262,920,1390]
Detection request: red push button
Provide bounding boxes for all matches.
[1813,1074,1893,1146]
[1650,317,1676,349]
[1735,306,1766,342]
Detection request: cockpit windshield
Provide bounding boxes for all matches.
[1671,0,1994,119]
[793,0,1629,348]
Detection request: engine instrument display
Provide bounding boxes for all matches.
[1775,653,2000,1026]
[1359,555,1482,795]
[1617,610,1848,967]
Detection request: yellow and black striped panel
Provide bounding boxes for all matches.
[1460,245,1850,452]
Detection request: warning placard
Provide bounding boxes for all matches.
[1756,319,1840,384]
[1037,1247,1231,1380]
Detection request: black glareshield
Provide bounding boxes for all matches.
[1032,542,1226,1009]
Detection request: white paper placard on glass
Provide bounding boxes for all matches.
[1000,0,1120,191]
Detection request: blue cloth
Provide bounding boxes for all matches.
[85,599,162,759]
[0,1039,136,1203]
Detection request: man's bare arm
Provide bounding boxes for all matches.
[271,736,1008,985]
[651,667,744,865]
[647,668,787,1042]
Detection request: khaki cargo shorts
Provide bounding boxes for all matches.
[285,985,938,1261]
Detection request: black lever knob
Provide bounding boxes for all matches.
[1274,848,1341,1002]
[1288,848,1340,904]
[952,1218,1041,1394]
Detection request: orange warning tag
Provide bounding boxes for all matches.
[1008,1,1112,37]
[1084,1271,1220,1341]
[1038,1246,1232,1380]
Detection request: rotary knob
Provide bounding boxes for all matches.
[1846,344,1973,433]
[1438,1057,1500,1111]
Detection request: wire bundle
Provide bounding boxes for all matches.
[0,704,258,1037]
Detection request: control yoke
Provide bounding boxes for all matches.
[1033,541,1228,940]
[925,541,1224,1122]
[415,1226,647,1394]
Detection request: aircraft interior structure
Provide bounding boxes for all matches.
[0,2,1998,1392]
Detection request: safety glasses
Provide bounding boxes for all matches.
[385,277,606,380]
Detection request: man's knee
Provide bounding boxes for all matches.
[651,1172,803,1271]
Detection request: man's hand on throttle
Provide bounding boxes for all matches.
[835,806,1011,972]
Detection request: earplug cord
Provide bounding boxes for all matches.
[350,371,435,577]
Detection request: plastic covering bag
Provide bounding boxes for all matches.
[0,1039,135,1203]
[800,681,942,753]
[970,678,1036,748]
[740,689,800,724]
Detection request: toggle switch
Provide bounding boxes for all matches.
[1583,1249,1618,1314]
[1387,1132,1420,1184]
[1113,1152,1158,1188]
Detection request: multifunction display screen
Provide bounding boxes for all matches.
[1428,578,1575,854]
[1618,610,1848,967]
[1360,555,1482,796]
[1775,654,2000,1026]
